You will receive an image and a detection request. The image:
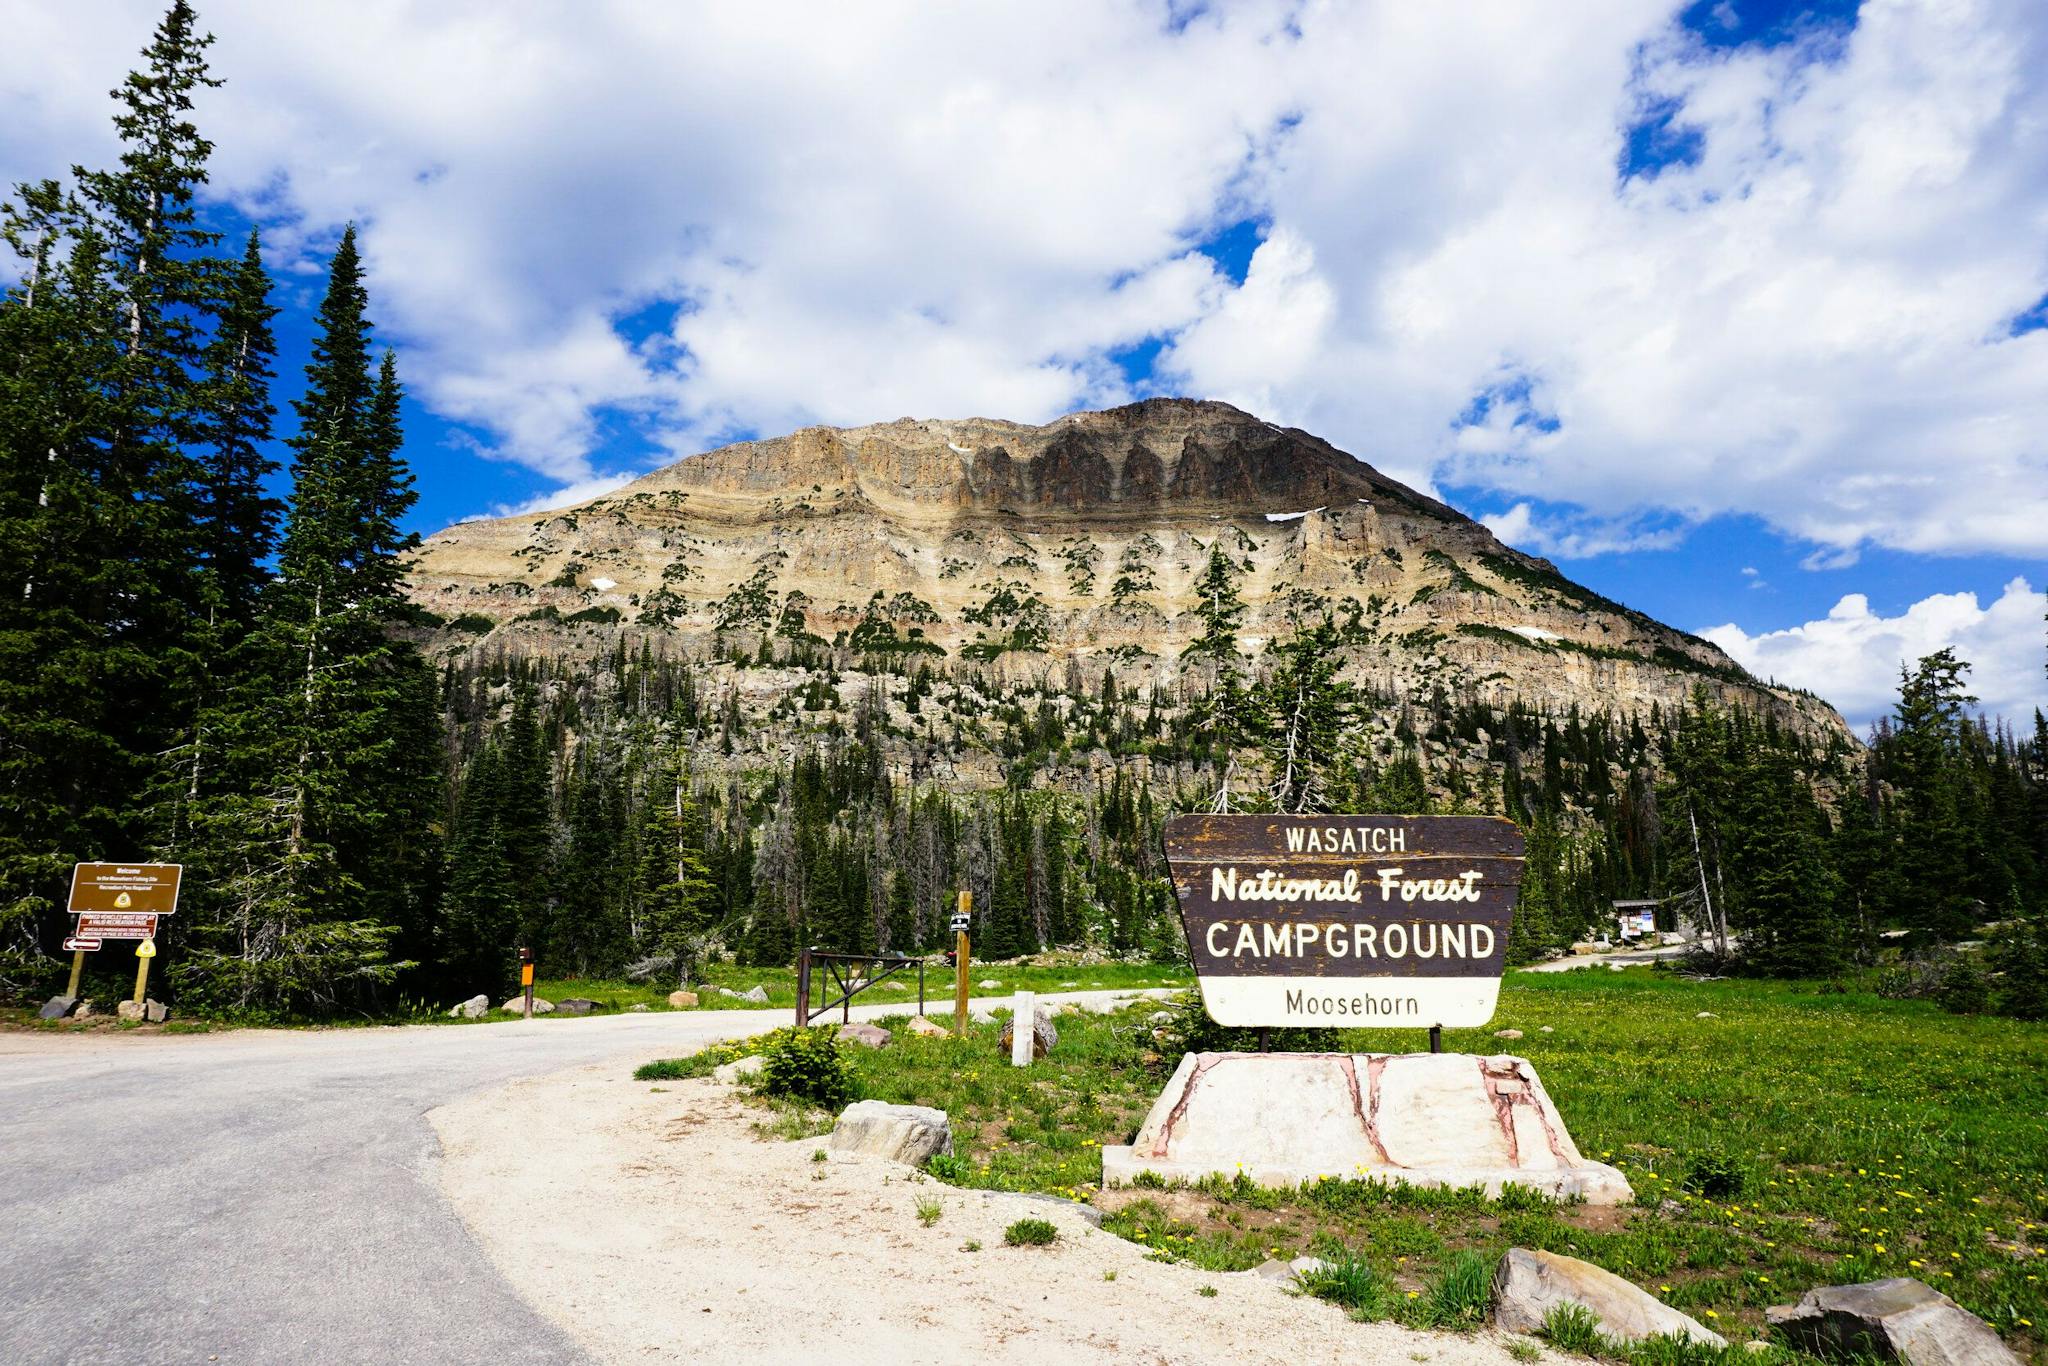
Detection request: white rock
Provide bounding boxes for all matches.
[828,1100,953,1166]
[1494,1248,1725,1345]
[1495,1029,1524,1039]
[116,999,145,1022]
[1103,1052,1632,1204]
[712,1054,766,1085]
[905,1015,950,1037]
[741,985,771,1005]
[978,979,1002,989]
[449,994,490,1019]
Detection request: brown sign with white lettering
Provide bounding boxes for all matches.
[1162,814,1525,1029]
[74,911,161,940]
[67,863,182,915]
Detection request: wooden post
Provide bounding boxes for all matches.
[519,948,535,1021]
[65,949,85,1001]
[953,890,972,1038]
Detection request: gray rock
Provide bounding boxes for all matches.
[1765,1278,2020,1366]
[629,1003,650,1012]
[37,996,76,1021]
[712,1054,765,1085]
[555,997,603,1015]
[828,1100,953,1166]
[448,994,490,1019]
[1494,1248,1725,1346]
[837,1022,890,1048]
[999,1007,1059,1060]
[1289,1256,1331,1277]
[741,985,771,1005]
[1254,1258,1296,1282]
[499,996,526,1013]
[116,1000,145,1022]
[529,998,554,1015]
[144,998,167,1024]
[1149,1010,1176,1025]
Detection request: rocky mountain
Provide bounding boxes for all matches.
[406,398,1846,741]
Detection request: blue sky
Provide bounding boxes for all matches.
[5,0,2044,727]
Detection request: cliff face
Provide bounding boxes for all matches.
[407,398,1847,739]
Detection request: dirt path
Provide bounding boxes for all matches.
[431,1062,1559,1366]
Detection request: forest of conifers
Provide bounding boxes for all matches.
[4,4,2045,1021]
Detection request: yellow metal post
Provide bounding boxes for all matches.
[953,889,972,1038]
[132,938,156,1004]
[66,949,85,1000]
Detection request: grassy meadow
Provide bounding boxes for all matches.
[529,958,1191,1015]
[661,968,2047,1358]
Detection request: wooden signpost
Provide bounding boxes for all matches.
[64,863,182,1006]
[1161,814,1525,1031]
[952,890,972,1038]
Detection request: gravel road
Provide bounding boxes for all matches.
[0,990,1159,1366]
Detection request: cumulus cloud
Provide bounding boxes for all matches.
[1702,579,2048,729]
[3,0,2045,557]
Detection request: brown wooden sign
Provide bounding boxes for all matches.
[1162,814,1525,1029]
[73,911,161,941]
[67,863,182,915]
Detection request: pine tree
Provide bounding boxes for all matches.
[1261,614,1354,814]
[0,4,249,995]
[172,228,443,1014]
[192,228,279,623]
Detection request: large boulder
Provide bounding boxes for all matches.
[828,1100,953,1166]
[1494,1249,1725,1346]
[448,994,490,1019]
[555,997,605,1015]
[667,990,699,1008]
[905,1015,950,1038]
[1766,1278,2019,1366]
[741,985,771,1005]
[999,1007,1058,1060]
[144,999,168,1024]
[837,1022,891,1049]
[37,996,76,1021]
[116,999,145,1023]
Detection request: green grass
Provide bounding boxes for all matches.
[1004,1217,1060,1246]
[531,959,1189,1016]
[819,969,2047,1356]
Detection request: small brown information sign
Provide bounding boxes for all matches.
[1162,814,1525,1030]
[73,911,160,941]
[68,863,182,915]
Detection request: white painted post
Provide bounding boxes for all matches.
[1010,990,1035,1067]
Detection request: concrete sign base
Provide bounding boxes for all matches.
[1102,1051,1633,1205]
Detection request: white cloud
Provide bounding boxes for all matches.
[1702,578,2047,728]
[2,0,2045,562]
[1481,501,1687,559]
[484,472,637,520]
